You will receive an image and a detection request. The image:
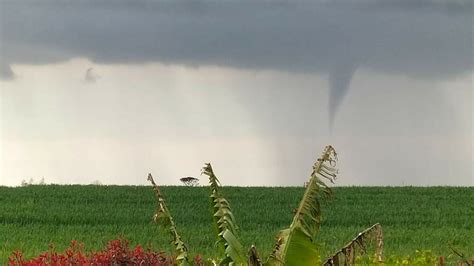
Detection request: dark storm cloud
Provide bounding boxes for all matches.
[1,0,472,122]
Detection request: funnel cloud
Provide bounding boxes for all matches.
[329,63,359,128]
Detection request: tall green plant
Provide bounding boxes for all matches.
[147,173,190,266]
[266,145,338,266]
[202,163,247,265]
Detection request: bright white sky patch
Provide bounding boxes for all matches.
[0,59,472,186]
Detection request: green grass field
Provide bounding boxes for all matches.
[0,185,472,263]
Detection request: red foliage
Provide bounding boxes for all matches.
[193,254,203,266]
[8,238,175,266]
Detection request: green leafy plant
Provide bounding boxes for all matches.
[148,173,190,266]
[325,223,383,265]
[265,145,337,266]
[148,145,388,266]
[202,163,247,265]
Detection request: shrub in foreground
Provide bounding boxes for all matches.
[8,238,192,266]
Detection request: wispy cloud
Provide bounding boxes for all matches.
[0,63,15,80]
[84,67,99,83]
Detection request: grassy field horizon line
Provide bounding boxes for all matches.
[2,184,473,188]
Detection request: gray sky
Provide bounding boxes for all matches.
[1,1,472,186]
